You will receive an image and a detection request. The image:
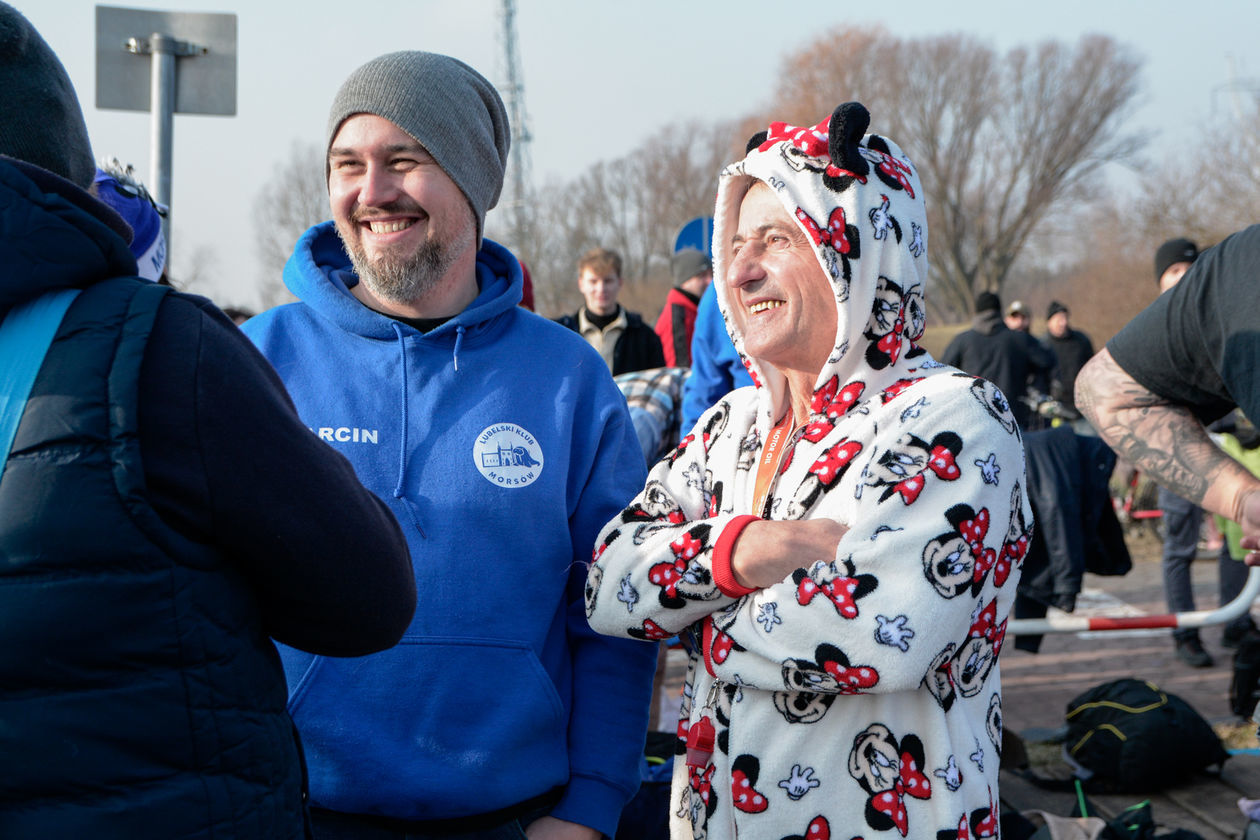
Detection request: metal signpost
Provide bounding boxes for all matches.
[95,5,237,265]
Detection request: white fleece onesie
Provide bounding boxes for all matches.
[586,103,1030,840]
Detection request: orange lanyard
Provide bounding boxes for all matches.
[751,412,796,518]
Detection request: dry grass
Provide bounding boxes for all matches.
[1215,720,1259,751]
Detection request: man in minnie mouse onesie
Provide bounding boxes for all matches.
[586,102,1029,840]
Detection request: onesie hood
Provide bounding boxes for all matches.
[712,102,930,426]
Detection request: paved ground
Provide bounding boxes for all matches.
[1003,528,1252,739]
[999,527,1260,833]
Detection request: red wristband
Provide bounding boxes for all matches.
[711,515,762,597]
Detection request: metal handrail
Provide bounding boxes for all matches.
[1008,566,1260,636]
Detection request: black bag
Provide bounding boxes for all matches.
[1064,678,1228,792]
[1231,634,1260,717]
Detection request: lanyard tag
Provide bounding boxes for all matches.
[751,412,795,517]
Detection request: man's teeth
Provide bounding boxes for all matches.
[367,219,415,233]
[749,301,784,315]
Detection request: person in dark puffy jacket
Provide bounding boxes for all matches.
[0,6,416,838]
[941,290,1055,430]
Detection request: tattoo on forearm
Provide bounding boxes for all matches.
[1079,350,1214,504]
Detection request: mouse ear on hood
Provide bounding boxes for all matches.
[745,130,769,154]
[828,102,871,177]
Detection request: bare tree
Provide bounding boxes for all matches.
[251,140,328,310]
[517,120,734,317]
[749,27,1146,321]
[1132,89,1260,248]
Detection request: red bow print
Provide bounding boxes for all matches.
[761,118,829,156]
[895,473,926,504]
[731,767,768,813]
[648,562,684,598]
[802,419,832,443]
[881,377,923,403]
[803,379,865,442]
[648,532,705,598]
[800,816,830,840]
[927,444,961,480]
[969,600,1007,655]
[876,309,906,364]
[960,509,998,584]
[823,658,879,693]
[959,509,990,546]
[760,118,868,184]
[875,151,916,198]
[798,574,862,619]
[796,206,852,254]
[993,533,1027,587]
[711,628,736,664]
[673,531,702,560]
[638,619,672,641]
[974,790,998,838]
[810,376,865,421]
[974,806,998,839]
[894,444,960,503]
[830,381,865,419]
[810,375,839,417]
[869,751,932,835]
[810,439,863,486]
[741,358,762,390]
[689,762,715,806]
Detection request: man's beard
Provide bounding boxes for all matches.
[336,207,474,306]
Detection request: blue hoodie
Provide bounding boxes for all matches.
[679,283,753,434]
[244,222,656,835]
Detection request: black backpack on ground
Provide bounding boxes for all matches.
[1063,678,1228,793]
[1231,634,1260,718]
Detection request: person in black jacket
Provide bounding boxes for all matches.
[1044,300,1094,418]
[941,291,1055,430]
[0,6,416,837]
[556,246,665,375]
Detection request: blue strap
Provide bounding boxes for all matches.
[0,288,82,485]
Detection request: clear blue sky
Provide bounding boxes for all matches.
[26,0,1260,310]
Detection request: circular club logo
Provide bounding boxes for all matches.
[473,423,544,488]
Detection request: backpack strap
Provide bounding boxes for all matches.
[0,288,82,485]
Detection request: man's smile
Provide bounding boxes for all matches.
[748,299,785,315]
[365,219,417,234]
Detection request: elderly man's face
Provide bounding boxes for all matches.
[727,182,837,377]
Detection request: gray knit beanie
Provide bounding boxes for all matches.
[327,51,510,246]
[0,2,95,188]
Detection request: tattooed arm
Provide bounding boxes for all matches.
[1077,347,1260,561]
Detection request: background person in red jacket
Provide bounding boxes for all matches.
[654,247,712,367]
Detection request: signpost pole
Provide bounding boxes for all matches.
[99,5,237,277]
[147,33,176,255]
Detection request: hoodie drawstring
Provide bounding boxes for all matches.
[452,324,466,372]
[390,323,426,538]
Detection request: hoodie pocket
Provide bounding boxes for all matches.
[286,637,568,820]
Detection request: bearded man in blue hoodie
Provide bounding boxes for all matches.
[243,52,657,840]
